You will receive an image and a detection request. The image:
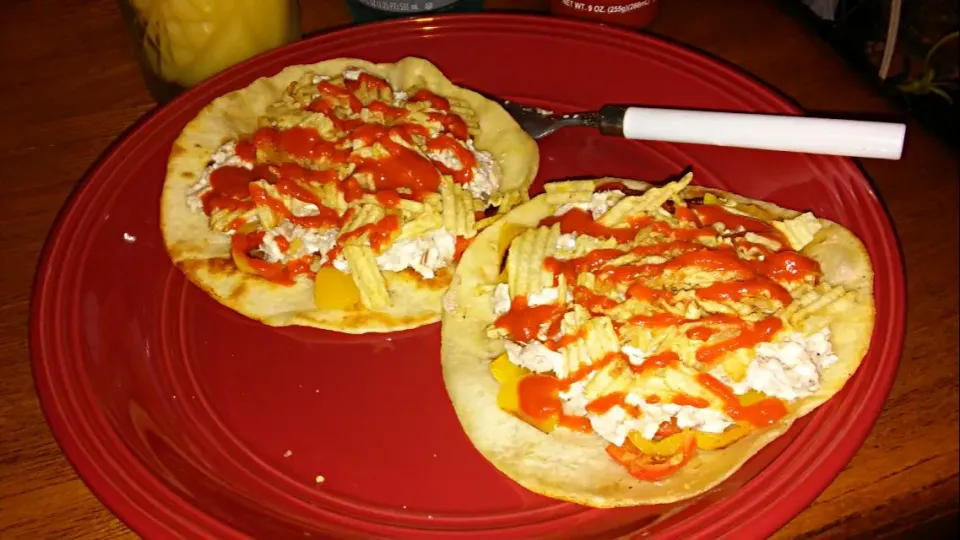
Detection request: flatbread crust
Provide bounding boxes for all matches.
[440,177,875,507]
[161,57,539,333]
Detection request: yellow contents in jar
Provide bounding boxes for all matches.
[131,0,297,88]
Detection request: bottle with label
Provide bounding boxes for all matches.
[346,0,484,23]
[548,0,660,29]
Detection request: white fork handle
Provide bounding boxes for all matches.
[620,107,906,160]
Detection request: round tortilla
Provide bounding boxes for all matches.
[440,177,875,507]
[161,57,539,333]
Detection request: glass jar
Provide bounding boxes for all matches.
[548,0,660,30]
[119,0,301,103]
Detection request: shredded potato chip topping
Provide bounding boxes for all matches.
[185,67,526,309]
[487,176,848,481]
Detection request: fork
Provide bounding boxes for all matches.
[494,99,906,160]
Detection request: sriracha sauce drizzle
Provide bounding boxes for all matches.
[195,70,484,286]
[492,189,818,481]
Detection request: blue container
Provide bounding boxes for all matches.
[346,0,484,23]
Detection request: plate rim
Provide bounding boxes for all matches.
[29,12,906,540]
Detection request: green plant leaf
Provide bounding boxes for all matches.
[925,31,959,66]
[929,87,954,105]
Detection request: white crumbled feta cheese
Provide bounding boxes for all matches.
[539,343,737,444]
[804,328,838,368]
[427,148,462,170]
[556,234,577,252]
[549,377,735,445]
[555,190,625,219]
[291,200,321,218]
[260,231,287,263]
[528,287,560,307]
[504,340,566,376]
[558,377,592,417]
[621,345,646,366]
[624,394,734,441]
[332,256,350,273]
[343,68,363,81]
[492,283,511,316]
[376,227,456,279]
[311,74,330,84]
[711,328,838,401]
[674,406,731,434]
[259,221,339,265]
[588,406,648,447]
[386,130,417,150]
[393,89,409,106]
[528,286,574,307]
[186,141,252,213]
[463,140,499,200]
[301,229,339,261]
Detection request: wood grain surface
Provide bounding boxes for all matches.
[0,0,956,538]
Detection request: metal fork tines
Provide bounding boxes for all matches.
[498,100,602,139]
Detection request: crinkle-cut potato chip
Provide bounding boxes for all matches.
[160,57,539,333]
[596,172,692,226]
[210,207,252,233]
[341,204,386,241]
[577,316,620,367]
[357,193,425,215]
[545,179,598,204]
[565,235,621,259]
[441,176,875,507]
[395,212,443,242]
[582,356,635,401]
[343,245,390,309]
[774,212,823,251]
[557,309,619,378]
[491,188,530,214]
[789,284,850,323]
[251,180,285,229]
[473,189,530,233]
[440,177,477,238]
[505,224,561,298]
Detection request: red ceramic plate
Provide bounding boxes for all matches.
[31,14,904,540]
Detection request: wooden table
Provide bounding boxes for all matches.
[1,0,956,538]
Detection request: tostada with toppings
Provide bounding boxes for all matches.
[161,57,538,333]
[440,174,875,506]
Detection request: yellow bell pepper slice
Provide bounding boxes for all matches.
[492,359,559,434]
[628,422,755,455]
[489,353,529,384]
[496,376,559,434]
[313,267,361,310]
[231,239,258,276]
[738,390,770,407]
[525,410,559,434]
[496,375,522,414]
[628,431,689,457]
[694,423,754,450]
